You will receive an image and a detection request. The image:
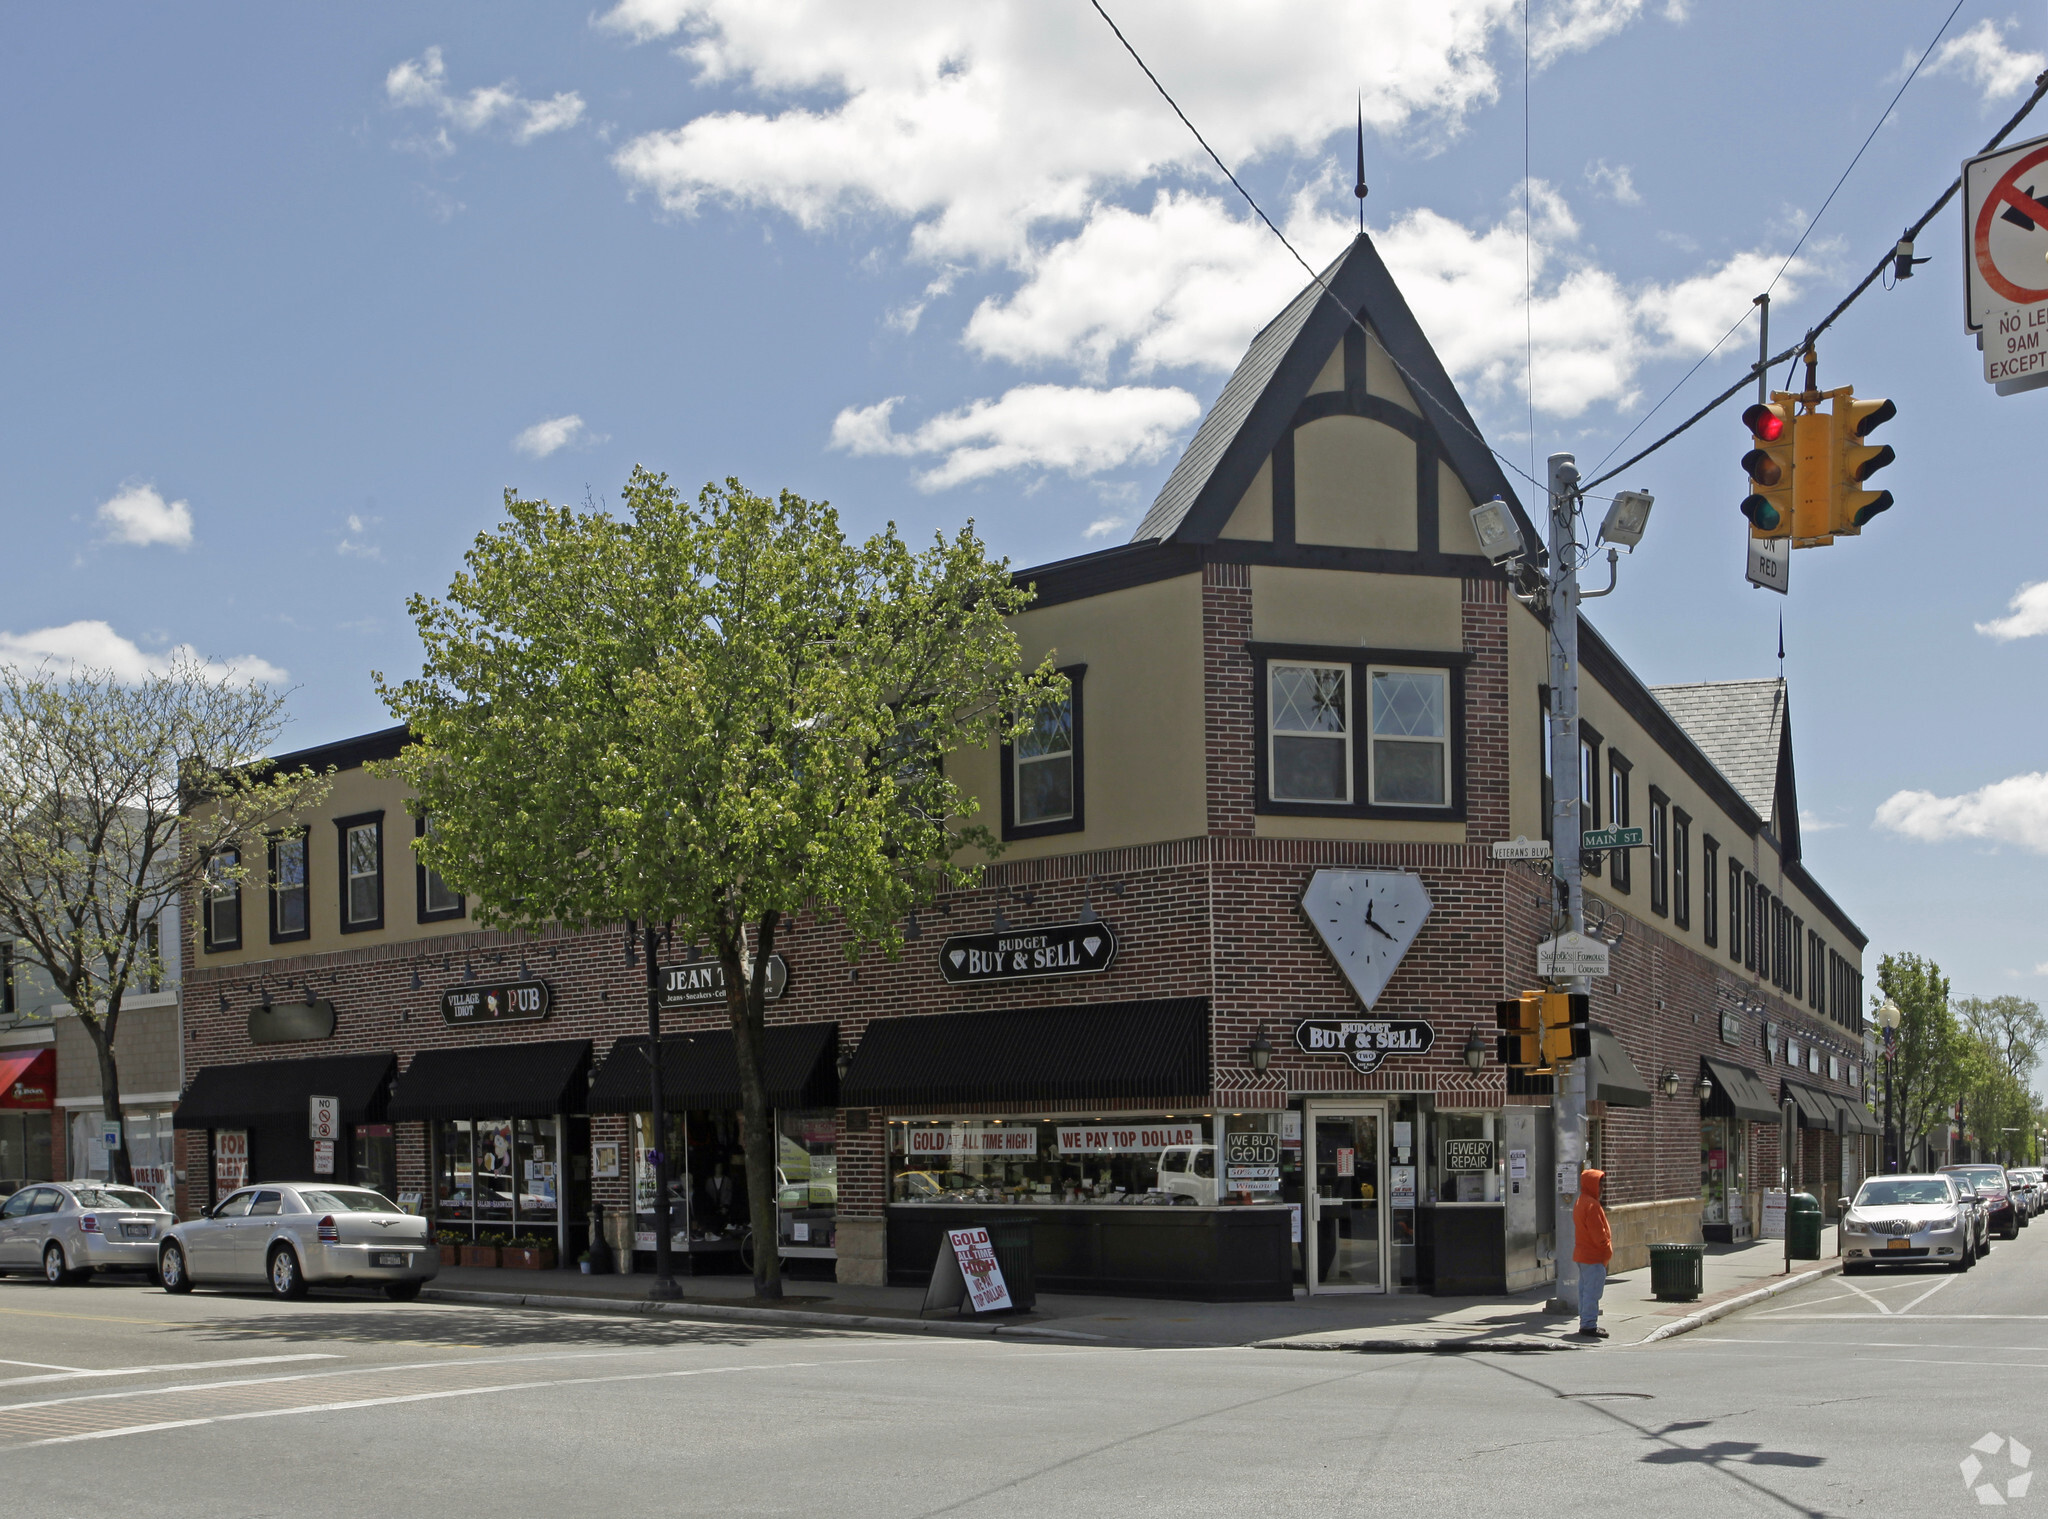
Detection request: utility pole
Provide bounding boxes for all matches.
[1545,450,1587,1318]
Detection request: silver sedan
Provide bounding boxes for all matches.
[158,1183,437,1301]
[0,1182,174,1283]
[1840,1174,1976,1274]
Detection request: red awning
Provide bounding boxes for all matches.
[0,1047,55,1109]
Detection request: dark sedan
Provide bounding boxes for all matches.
[1943,1165,2020,1240]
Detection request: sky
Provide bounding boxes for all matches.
[3,2,2045,1018]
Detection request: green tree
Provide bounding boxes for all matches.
[376,473,1060,1298]
[0,660,330,1183]
[1876,952,1963,1167]
[1954,995,2046,1164]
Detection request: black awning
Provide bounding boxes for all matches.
[1834,1095,1881,1136]
[1702,1058,1780,1125]
[587,1022,838,1114]
[1589,1028,1651,1109]
[840,998,1209,1109]
[1782,1080,1835,1130]
[173,1051,396,1130]
[387,1040,592,1123]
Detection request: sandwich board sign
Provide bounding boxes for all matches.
[920,1226,1014,1316]
[1964,132,2048,396]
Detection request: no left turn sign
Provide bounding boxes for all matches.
[1963,132,2048,396]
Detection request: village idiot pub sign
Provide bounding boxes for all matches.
[938,919,1119,986]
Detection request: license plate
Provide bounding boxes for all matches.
[1887,1238,1910,1250]
[372,1252,407,1268]
[121,1223,151,1238]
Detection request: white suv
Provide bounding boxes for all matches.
[1156,1145,1216,1206]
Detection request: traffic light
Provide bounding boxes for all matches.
[1496,991,1543,1071]
[1538,991,1591,1068]
[1739,398,1796,537]
[1828,392,1897,536]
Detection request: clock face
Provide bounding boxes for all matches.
[1300,869,1434,1009]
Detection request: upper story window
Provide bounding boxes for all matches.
[1728,859,1745,964]
[1607,752,1632,893]
[1579,728,1602,878]
[1701,834,1718,946]
[1648,788,1669,917]
[335,812,384,933]
[269,832,309,943]
[1002,666,1085,841]
[140,919,162,992]
[1671,807,1691,929]
[417,814,466,922]
[1366,667,1449,807]
[204,849,241,952]
[1269,662,1350,804]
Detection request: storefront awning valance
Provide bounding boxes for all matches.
[387,1040,592,1123]
[1781,1080,1835,1130]
[173,1051,396,1130]
[1701,1058,1779,1125]
[587,1022,838,1115]
[1834,1095,1882,1136]
[1588,1028,1652,1109]
[0,1047,55,1109]
[840,998,1210,1109]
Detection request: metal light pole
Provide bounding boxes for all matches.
[1545,451,1588,1319]
[643,922,681,1301]
[1877,999,1902,1173]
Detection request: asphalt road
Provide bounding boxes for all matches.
[5,1227,2046,1516]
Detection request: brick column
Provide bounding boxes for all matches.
[1204,561,1255,836]
[1461,577,1511,841]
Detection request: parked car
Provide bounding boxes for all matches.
[1943,1165,2020,1240]
[158,1183,437,1300]
[2009,1168,2044,1220]
[1840,1173,1977,1274]
[0,1181,173,1284]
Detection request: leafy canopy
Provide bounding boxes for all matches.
[375,472,1060,952]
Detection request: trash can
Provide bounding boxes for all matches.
[1647,1241,1704,1302]
[977,1219,1037,1312]
[1787,1192,1823,1261]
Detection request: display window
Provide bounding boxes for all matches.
[435,1117,562,1236]
[0,1110,53,1189]
[888,1113,1219,1204]
[631,1109,753,1259]
[68,1108,176,1209]
[777,1109,837,1254]
[1700,1117,1749,1231]
[1430,1110,1503,1203]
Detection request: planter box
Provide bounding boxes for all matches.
[501,1247,557,1271]
[440,1246,461,1267]
[460,1245,500,1269]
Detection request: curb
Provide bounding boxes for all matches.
[1636,1260,1842,1344]
[1258,1335,1578,1354]
[417,1286,1111,1344]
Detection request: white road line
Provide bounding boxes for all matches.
[1730,1313,2048,1321]
[0,1354,343,1389]
[0,1359,84,1373]
[1894,1275,1960,1316]
[1836,1278,1894,1315]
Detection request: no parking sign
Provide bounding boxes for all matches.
[1964,133,2048,395]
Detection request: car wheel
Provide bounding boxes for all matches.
[2007,1220,2022,1240]
[268,1245,309,1300]
[42,1242,77,1285]
[158,1242,194,1294]
[382,1280,423,1302]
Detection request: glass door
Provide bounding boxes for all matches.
[1308,1104,1386,1293]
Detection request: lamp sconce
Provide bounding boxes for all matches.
[1462,1031,1488,1071]
[904,912,922,941]
[1661,1070,1681,1100]
[1696,1072,1715,1103]
[1248,1024,1274,1074]
[409,965,423,992]
[836,1047,853,1081]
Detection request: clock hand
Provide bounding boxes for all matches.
[1362,901,1396,941]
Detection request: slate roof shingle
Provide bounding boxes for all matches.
[1648,678,1786,827]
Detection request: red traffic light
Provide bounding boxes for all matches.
[1741,402,1785,441]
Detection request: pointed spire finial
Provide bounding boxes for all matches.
[1353,95,1368,233]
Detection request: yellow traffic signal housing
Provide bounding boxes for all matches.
[1539,991,1591,1068]
[1495,991,1543,1071]
[1739,397,1796,538]
[1828,392,1896,537]
[1791,409,1834,546]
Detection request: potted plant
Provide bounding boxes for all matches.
[435,1228,464,1268]
[577,1250,592,1275]
[501,1233,557,1271]
[462,1231,510,1269]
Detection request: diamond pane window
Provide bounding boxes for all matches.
[1269,664,1350,803]
[1015,695,1074,825]
[1368,667,1448,806]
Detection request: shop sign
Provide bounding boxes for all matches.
[442,979,551,1026]
[249,1000,336,1044]
[903,1124,1039,1158]
[1537,931,1610,979]
[214,1130,249,1190]
[1390,1166,1417,1208]
[1761,1188,1787,1239]
[1224,1131,1281,1192]
[659,954,788,1009]
[1443,1139,1494,1173]
[938,920,1117,985]
[920,1225,1014,1316]
[1292,1017,1436,1075]
[1056,1123,1201,1155]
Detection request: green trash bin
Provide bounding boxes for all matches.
[1787,1191,1823,1260]
[1647,1242,1704,1302]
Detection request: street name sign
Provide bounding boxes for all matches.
[1964,132,2048,396]
[1581,825,1644,850]
[1491,836,1552,860]
[1537,931,1611,979]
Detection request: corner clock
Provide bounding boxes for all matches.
[1299,868,1433,1009]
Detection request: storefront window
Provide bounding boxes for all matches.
[68,1109,176,1207]
[889,1114,1215,1203]
[435,1117,562,1236]
[1219,1112,1301,1204]
[352,1124,395,1197]
[1431,1111,1502,1202]
[1700,1118,1749,1230]
[0,1111,53,1187]
[777,1109,836,1253]
[631,1110,750,1254]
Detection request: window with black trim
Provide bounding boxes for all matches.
[335,812,384,932]
[1001,665,1085,840]
[141,919,162,992]
[1579,725,1602,877]
[1808,931,1824,1013]
[1648,788,1669,916]
[204,848,241,951]
[1607,752,1632,893]
[1729,858,1744,964]
[1366,665,1449,807]
[1701,833,1717,945]
[1269,661,1350,804]
[416,814,467,922]
[269,832,309,943]
[1791,915,1804,1000]
[1671,807,1691,929]
[1252,645,1467,819]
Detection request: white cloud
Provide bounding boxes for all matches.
[95,484,193,549]
[0,621,285,685]
[605,1,1649,264]
[337,513,381,560]
[1798,809,1841,833]
[512,414,604,458]
[1923,19,2047,100]
[386,46,586,145]
[1584,159,1640,205]
[1875,772,2048,855]
[829,384,1201,491]
[1084,515,1131,540]
[1977,580,2048,641]
[1530,0,1644,68]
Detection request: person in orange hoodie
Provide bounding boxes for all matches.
[1573,1167,1613,1339]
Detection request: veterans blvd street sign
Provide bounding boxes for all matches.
[939,920,1117,985]
[660,954,788,1009]
[1581,826,1644,851]
[1294,1018,1436,1075]
[1538,931,1611,979]
[1491,836,1552,861]
[442,980,552,1026]
[1964,133,2048,396]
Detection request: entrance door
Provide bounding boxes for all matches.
[1307,1105,1386,1293]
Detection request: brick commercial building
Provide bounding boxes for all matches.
[176,234,1871,1300]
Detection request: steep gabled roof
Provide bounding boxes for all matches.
[1131,233,1536,550]
[1649,679,1786,826]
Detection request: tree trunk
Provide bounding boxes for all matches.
[82,1012,132,1186]
[727,912,783,1301]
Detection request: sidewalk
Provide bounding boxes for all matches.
[418,1237,1838,1351]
